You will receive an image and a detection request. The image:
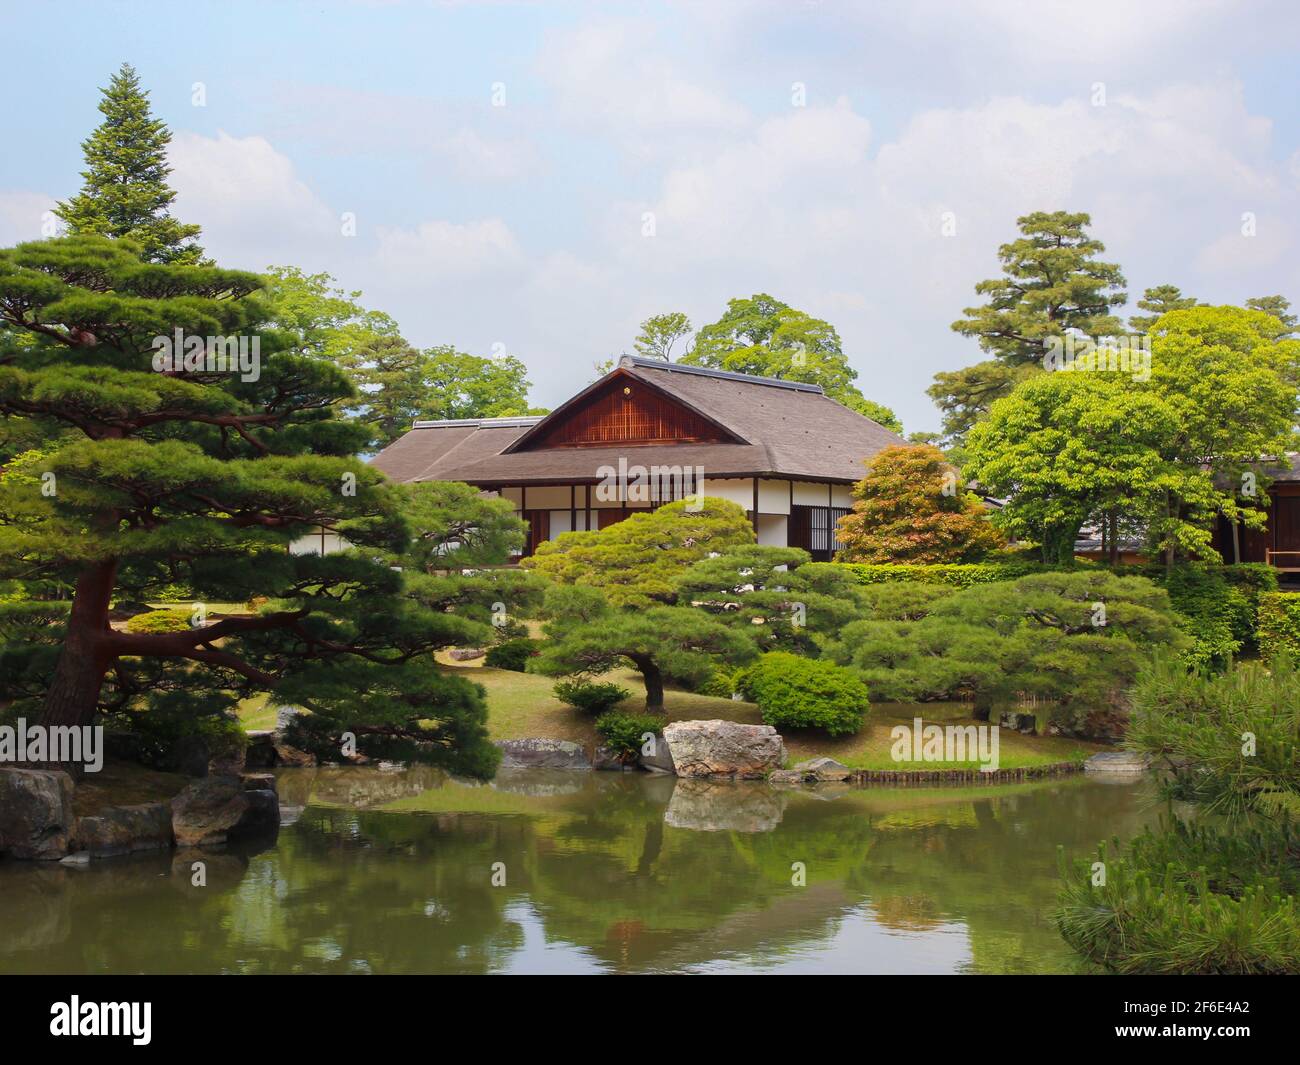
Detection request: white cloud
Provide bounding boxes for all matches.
[0,191,56,245]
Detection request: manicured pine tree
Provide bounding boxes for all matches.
[55,63,205,265]
[0,235,511,777]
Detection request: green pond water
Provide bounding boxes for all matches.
[0,766,1162,974]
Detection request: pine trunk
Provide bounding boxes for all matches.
[39,560,117,744]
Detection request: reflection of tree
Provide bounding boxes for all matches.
[0,772,1159,974]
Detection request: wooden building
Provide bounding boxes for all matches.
[1209,455,1300,572]
[370,356,906,559]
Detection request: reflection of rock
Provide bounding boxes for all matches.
[640,733,675,775]
[288,765,446,808]
[664,779,787,832]
[0,768,75,859]
[494,738,591,770]
[72,802,173,858]
[491,768,590,797]
[171,776,280,847]
[662,720,784,779]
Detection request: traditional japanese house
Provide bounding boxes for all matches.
[369,355,906,559]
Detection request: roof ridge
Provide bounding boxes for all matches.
[411,415,545,429]
[618,355,824,393]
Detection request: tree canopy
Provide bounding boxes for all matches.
[0,234,513,777]
[680,293,903,432]
[836,444,1002,563]
[930,211,1126,443]
[522,498,756,608]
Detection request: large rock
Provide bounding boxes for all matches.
[639,733,676,775]
[72,802,173,858]
[171,776,280,847]
[493,738,591,770]
[661,720,785,779]
[0,768,75,859]
[999,711,1038,735]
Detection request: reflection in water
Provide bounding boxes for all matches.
[0,766,1160,974]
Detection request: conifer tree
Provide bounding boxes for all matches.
[0,235,510,777]
[55,63,204,265]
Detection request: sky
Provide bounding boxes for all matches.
[2,0,1299,433]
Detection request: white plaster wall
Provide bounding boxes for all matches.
[756,513,789,546]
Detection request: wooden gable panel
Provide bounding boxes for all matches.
[519,375,732,449]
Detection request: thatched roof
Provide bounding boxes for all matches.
[371,357,905,485]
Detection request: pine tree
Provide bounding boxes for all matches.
[930,211,1126,442]
[54,63,204,265]
[1128,283,1198,333]
[0,235,511,778]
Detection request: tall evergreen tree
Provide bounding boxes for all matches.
[55,63,204,265]
[930,211,1126,442]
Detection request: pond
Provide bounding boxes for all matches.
[0,766,1162,974]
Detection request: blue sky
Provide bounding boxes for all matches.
[3,0,1299,432]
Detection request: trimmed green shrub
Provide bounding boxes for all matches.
[124,608,194,634]
[553,679,630,715]
[696,667,740,698]
[836,561,1050,588]
[594,711,664,761]
[484,637,540,671]
[739,651,869,737]
[1258,591,1300,663]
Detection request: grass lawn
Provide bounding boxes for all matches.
[446,662,1108,770]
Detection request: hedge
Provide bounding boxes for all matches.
[1257,592,1300,662]
[835,562,1053,588]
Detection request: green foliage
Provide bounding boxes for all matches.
[399,480,527,570]
[259,268,544,450]
[965,306,1297,566]
[739,651,869,737]
[825,571,1188,738]
[0,232,514,777]
[123,608,194,634]
[1056,831,1300,974]
[836,444,1002,563]
[680,293,903,431]
[524,497,756,608]
[103,689,246,765]
[677,545,866,653]
[696,667,741,698]
[633,312,693,361]
[930,211,1126,441]
[837,561,1048,587]
[535,586,756,709]
[1128,284,1198,333]
[552,679,630,715]
[594,711,664,761]
[484,638,539,672]
[1128,656,1300,820]
[1257,592,1300,664]
[54,64,204,265]
[1056,657,1300,973]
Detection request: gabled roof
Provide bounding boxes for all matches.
[370,356,905,485]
